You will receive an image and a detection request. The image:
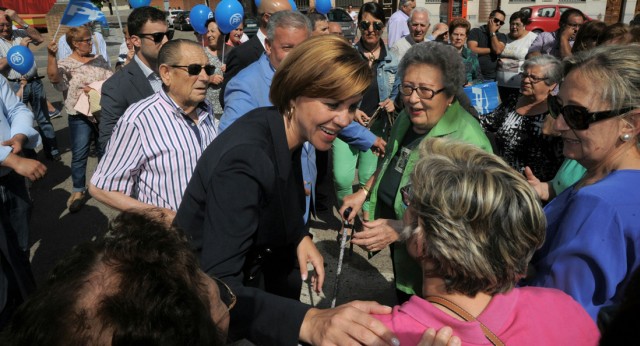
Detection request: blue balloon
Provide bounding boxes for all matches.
[6,46,34,75]
[254,0,261,8]
[288,0,297,11]
[190,4,214,34]
[315,0,331,15]
[129,0,151,9]
[215,0,244,34]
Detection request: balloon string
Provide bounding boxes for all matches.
[222,41,226,63]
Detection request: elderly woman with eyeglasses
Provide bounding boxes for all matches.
[47,26,113,213]
[524,45,640,322]
[477,55,564,182]
[341,42,492,303]
[372,137,599,345]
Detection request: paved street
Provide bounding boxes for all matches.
[26,16,397,310]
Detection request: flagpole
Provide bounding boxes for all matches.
[112,0,124,35]
[52,23,63,42]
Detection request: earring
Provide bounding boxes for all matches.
[620,133,632,142]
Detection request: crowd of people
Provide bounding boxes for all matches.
[0,1,639,345]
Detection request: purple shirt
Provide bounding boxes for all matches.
[91,90,218,211]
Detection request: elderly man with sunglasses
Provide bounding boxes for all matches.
[99,6,173,156]
[89,39,218,223]
[468,9,507,81]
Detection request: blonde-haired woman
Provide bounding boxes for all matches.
[47,26,112,212]
[175,36,398,346]
[374,138,599,345]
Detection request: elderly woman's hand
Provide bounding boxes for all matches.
[418,327,461,346]
[380,98,395,113]
[47,42,58,56]
[340,190,367,223]
[371,136,386,157]
[524,166,552,202]
[210,74,223,85]
[355,109,370,126]
[351,218,402,252]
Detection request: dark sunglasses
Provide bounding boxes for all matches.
[170,64,216,76]
[212,277,237,311]
[360,20,384,31]
[492,18,505,26]
[137,30,175,43]
[547,95,634,130]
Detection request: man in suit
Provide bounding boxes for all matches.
[99,6,172,154]
[219,0,292,108]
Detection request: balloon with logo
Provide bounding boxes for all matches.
[215,0,244,34]
[6,46,34,75]
[288,0,297,11]
[129,0,151,9]
[315,0,332,15]
[190,4,214,34]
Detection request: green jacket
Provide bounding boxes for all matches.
[369,101,493,295]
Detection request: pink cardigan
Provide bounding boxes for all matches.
[374,287,599,345]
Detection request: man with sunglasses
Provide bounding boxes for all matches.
[99,6,172,156]
[90,39,218,221]
[468,9,507,81]
[220,0,292,108]
[387,0,416,47]
[526,8,586,59]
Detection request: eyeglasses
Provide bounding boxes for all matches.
[547,95,635,130]
[400,184,413,208]
[566,22,582,29]
[400,84,446,100]
[510,22,523,28]
[137,30,175,43]
[360,20,384,31]
[75,38,93,43]
[519,72,548,83]
[212,277,237,311]
[170,64,216,76]
[0,23,11,28]
[492,18,505,26]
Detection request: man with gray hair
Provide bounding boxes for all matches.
[390,7,430,60]
[90,39,218,222]
[387,0,416,47]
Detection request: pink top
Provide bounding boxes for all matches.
[373,287,599,345]
[54,55,112,115]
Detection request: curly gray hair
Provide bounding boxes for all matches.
[522,54,563,86]
[398,41,465,97]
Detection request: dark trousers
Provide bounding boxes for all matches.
[0,172,36,329]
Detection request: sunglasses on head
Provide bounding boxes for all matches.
[360,20,384,31]
[137,30,175,43]
[492,18,505,26]
[547,95,634,130]
[170,64,216,76]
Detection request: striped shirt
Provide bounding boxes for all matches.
[91,90,218,211]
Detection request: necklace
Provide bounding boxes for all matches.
[363,43,380,63]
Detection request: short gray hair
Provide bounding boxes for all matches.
[266,10,312,42]
[407,7,430,25]
[398,41,465,97]
[399,0,414,8]
[158,39,203,66]
[522,55,562,86]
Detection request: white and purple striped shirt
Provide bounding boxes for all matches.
[91,90,218,211]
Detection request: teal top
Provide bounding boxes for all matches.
[369,101,493,295]
[549,159,586,197]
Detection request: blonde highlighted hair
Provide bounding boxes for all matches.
[270,35,371,116]
[405,138,546,296]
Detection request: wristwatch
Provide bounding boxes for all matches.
[21,23,29,29]
[490,32,496,37]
